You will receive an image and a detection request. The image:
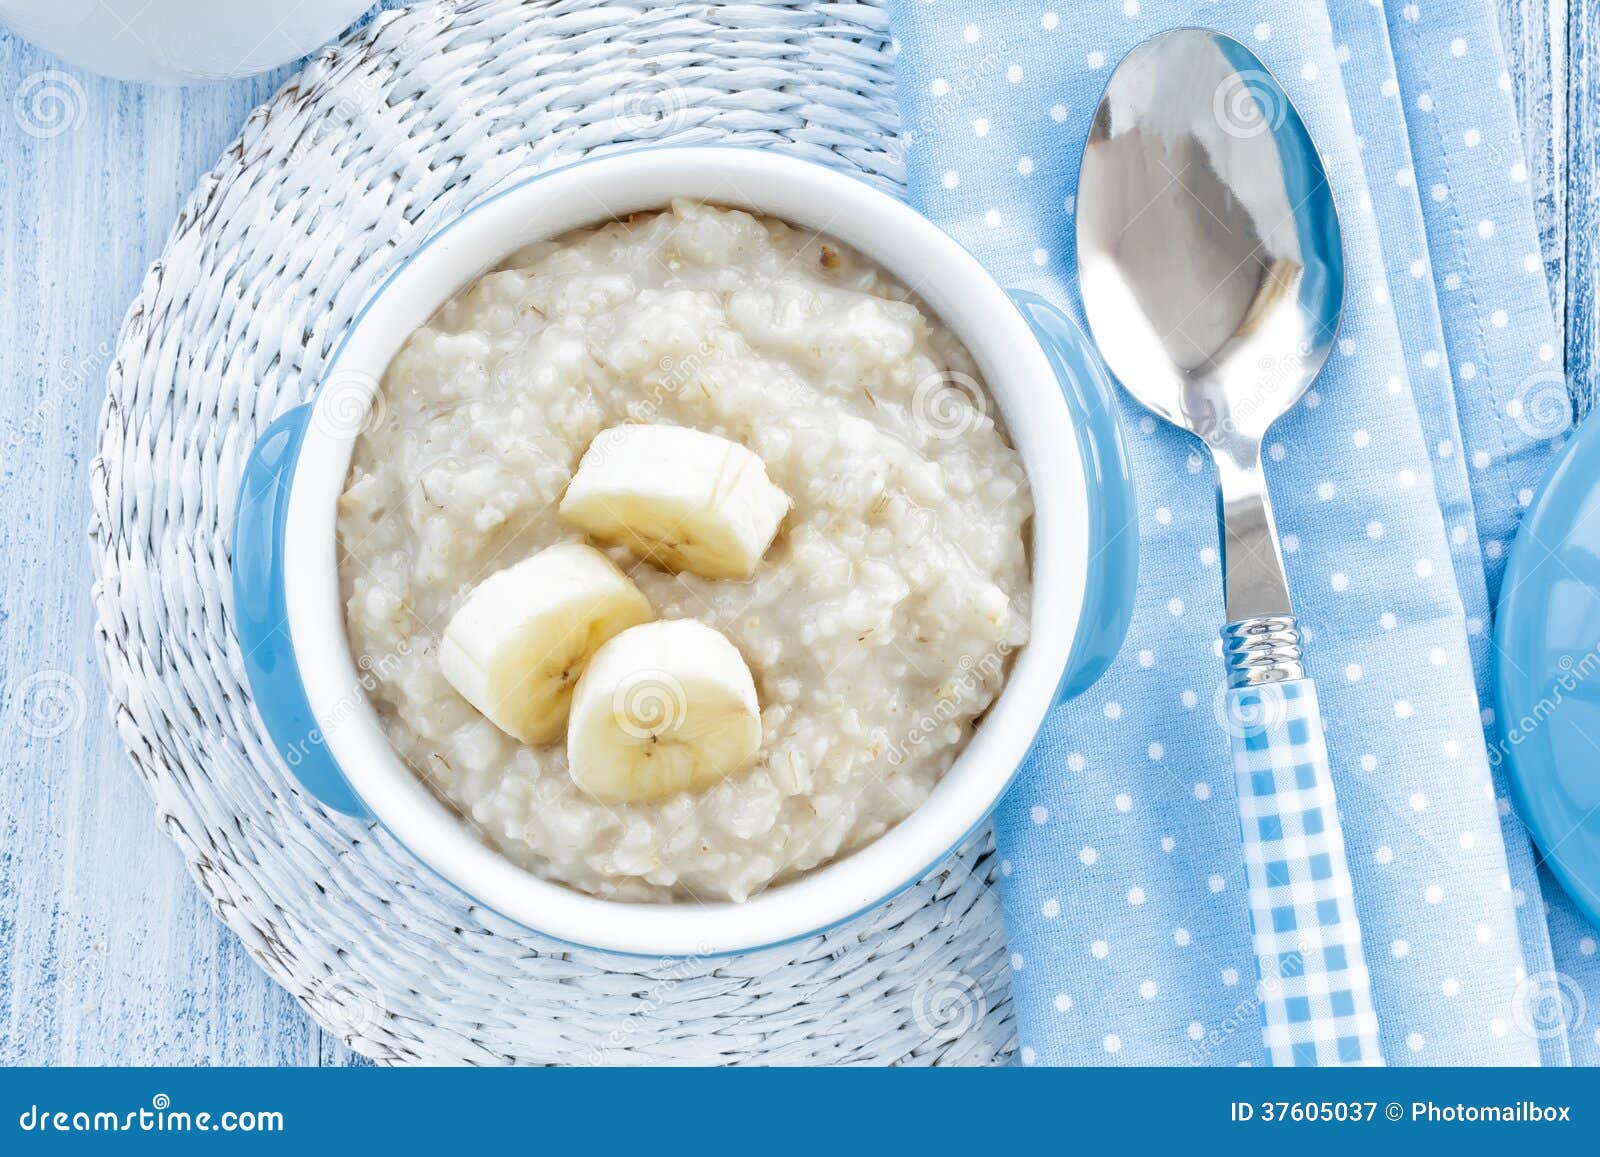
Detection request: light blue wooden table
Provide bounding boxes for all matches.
[0,1,1590,1065]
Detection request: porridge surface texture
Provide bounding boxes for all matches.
[337,200,1033,902]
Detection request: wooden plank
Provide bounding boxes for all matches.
[1499,0,1568,331]
[0,35,335,1066]
[1568,0,1600,417]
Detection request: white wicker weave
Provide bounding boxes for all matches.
[88,0,1017,1065]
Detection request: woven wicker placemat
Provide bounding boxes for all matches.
[88,0,1016,1065]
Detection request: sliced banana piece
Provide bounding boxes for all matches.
[567,619,762,804]
[439,542,653,745]
[559,424,791,580]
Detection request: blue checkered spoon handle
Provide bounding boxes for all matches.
[1222,618,1383,1066]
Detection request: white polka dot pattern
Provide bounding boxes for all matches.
[891,0,1587,1066]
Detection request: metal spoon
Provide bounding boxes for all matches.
[1076,30,1381,1066]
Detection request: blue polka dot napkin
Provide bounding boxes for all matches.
[889,0,1599,1065]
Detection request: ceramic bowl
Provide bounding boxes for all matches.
[232,147,1136,955]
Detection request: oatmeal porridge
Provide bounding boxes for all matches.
[336,199,1032,902]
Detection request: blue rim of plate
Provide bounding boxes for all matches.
[1493,414,1600,929]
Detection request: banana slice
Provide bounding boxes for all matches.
[559,424,791,580]
[567,619,762,804]
[439,542,653,745]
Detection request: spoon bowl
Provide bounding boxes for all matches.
[1078,32,1343,445]
[1078,29,1342,619]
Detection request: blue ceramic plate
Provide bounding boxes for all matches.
[1494,416,1600,927]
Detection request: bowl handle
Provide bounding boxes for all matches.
[1009,290,1138,702]
[232,403,372,818]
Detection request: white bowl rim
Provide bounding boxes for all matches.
[283,146,1089,956]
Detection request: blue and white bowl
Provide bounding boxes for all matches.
[232,147,1136,955]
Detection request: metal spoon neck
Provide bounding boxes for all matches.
[1217,457,1293,623]
[1222,615,1305,687]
